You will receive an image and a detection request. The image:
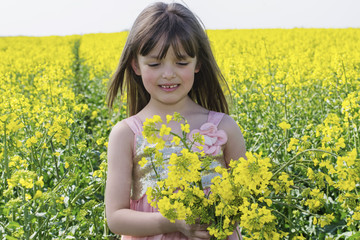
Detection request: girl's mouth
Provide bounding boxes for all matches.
[160,84,178,89]
[159,84,179,91]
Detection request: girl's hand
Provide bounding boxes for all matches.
[175,220,211,240]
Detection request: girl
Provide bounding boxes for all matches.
[105,2,246,239]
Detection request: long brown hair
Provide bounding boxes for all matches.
[107,2,229,116]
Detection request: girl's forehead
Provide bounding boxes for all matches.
[143,39,190,59]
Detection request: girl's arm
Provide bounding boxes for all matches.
[105,120,210,239]
[220,114,247,164]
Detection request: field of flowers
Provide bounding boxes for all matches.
[0,29,359,239]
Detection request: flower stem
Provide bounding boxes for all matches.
[49,139,60,180]
[23,188,30,240]
[272,149,337,180]
[3,121,9,181]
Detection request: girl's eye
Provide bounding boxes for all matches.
[148,63,160,67]
[177,62,188,66]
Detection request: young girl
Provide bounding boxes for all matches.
[105,2,246,239]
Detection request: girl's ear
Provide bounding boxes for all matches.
[195,62,201,73]
[131,59,141,76]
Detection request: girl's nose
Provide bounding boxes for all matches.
[162,66,176,79]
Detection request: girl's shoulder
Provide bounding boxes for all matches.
[218,113,247,161]
[204,111,237,129]
[107,118,136,164]
[197,111,240,136]
[217,113,239,130]
[109,118,136,143]
[216,113,244,143]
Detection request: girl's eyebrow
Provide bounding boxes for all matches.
[140,55,158,60]
[146,53,189,60]
[148,55,160,59]
[177,54,188,60]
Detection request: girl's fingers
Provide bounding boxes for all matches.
[176,220,211,239]
[192,230,211,239]
[193,223,210,230]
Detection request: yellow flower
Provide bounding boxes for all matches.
[34,190,43,199]
[19,178,34,189]
[173,112,183,122]
[159,124,171,137]
[155,139,166,150]
[313,216,317,225]
[166,115,173,123]
[181,123,190,133]
[35,131,43,138]
[264,198,272,207]
[16,140,22,147]
[25,136,38,148]
[25,193,32,201]
[138,157,148,168]
[56,196,65,204]
[96,137,105,146]
[287,138,299,152]
[171,136,181,145]
[91,110,98,118]
[153,115,162,123]
[278,121,291,131]
[35,176,44,187]
[353,212,360,221]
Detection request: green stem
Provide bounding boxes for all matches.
[269,138,290,161]
[272,149,337,180]
[23,188,30,240]
[272,200,320,217]
[150,157,160,181]
[3,121,9,180]
[92,211,99,234]
[103,209,108,238]
[341,60,348,93]
[70,183,98,205]
[350,119,359,156]
[29,214,50,239]
[284,83,288,161]
[169,131,192,151]
[49,139,60,180]
[197,180,203,190]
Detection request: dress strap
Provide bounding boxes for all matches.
[124,115,143,135]
[207,111,225,127]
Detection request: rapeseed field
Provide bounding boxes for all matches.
[0,29,359,239]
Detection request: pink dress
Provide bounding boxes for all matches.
[122,111,242,240]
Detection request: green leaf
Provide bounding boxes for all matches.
[349,232,360,240]
[7,221,20,230]
[6,236,18,240]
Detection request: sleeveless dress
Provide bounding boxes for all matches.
[122,111,242,240]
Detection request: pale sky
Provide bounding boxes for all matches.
[0,0,359,37]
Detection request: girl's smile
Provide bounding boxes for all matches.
[159,84,180,92]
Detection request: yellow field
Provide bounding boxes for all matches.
[0,29,359,239]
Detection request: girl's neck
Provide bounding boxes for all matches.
[138,96,206,120]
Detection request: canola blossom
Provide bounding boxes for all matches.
[0,29,359,239]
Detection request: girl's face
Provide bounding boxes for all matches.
[132,42,200,107]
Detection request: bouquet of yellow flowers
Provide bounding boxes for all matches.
[140,113,284,239]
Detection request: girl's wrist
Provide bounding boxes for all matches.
[154,212,180,234]
[174,219,187,233]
